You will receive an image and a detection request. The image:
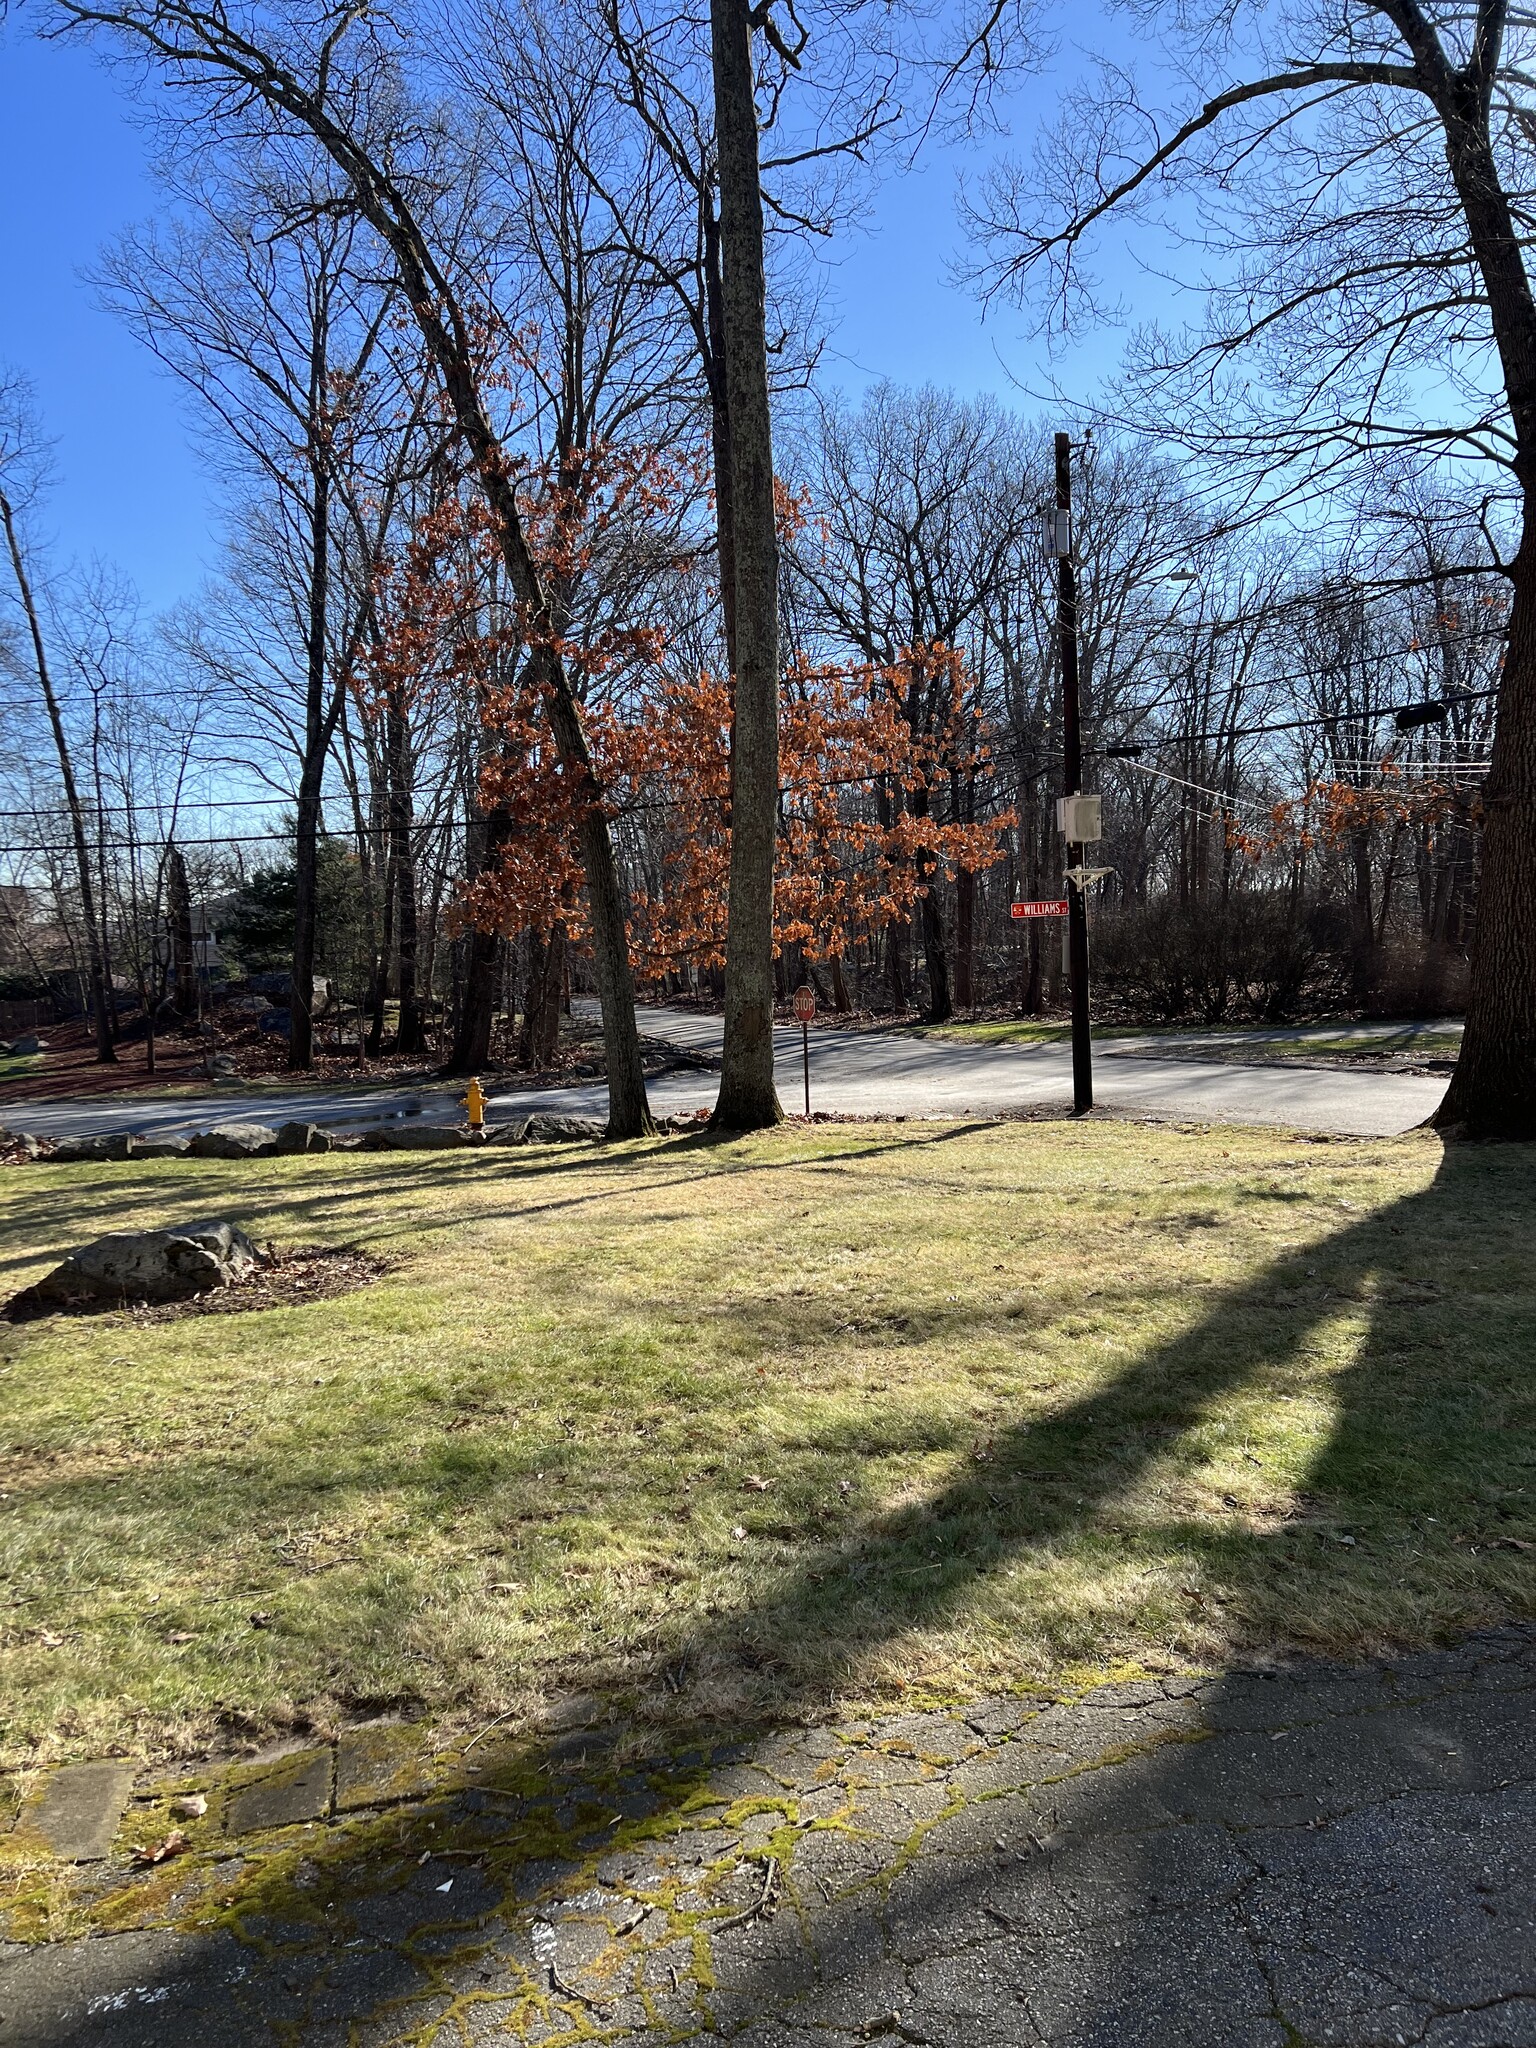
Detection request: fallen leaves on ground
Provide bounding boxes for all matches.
[132,1829,187,1866]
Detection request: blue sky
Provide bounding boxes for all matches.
[0,24,1120,616]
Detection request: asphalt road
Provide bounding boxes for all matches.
[0,1005,1449,1141]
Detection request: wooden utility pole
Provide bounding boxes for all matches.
[1055,432,1093,1115]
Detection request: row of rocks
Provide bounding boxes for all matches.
[0,1111,697,1163]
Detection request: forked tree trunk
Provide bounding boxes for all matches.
[708,0,783,1129]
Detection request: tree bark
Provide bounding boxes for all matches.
[448,801,510,1076]
[166,844,196,1020]
[387,690,424,1057]
[955,865,975,1011]
[920,883,953,1023]
[519,922,565,1067]
[708,0,784,1129]
[0,488,116,1062]
[289,335,330,1072]
[1436,513,1536,1134]
[1429,92,1536,1134]
[703,204,739,677]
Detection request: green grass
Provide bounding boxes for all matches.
[926,1019,1464,1057]
[0,1054,42,1088]
[0,1121,1531,1770]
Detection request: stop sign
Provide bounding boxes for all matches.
[792,985,816,1023]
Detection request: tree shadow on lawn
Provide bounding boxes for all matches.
[4,1139,1535,2045]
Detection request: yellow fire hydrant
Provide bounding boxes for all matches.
[463,1076,487,1135]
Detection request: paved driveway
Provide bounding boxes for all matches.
[0,1006,1449,1141]
[2,1629,1531,2046]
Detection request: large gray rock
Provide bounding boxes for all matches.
[483,1119,532,1146]
[525,1114,606,1144]
[128,1133,192,1160]
[187,1123,278,1159]
[363,1124,471,1150]
[274,1120,331,1155]
[0,1127,42,1159]
[18,1218,263,1309]
[48,1133,133,1163]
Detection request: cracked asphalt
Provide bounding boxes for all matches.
[3,1627,1532,2046]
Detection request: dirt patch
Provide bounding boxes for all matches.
[2,1245,388,1325]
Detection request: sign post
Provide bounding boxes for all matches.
[792,984,816,1116]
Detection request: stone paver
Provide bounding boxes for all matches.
[224,1747,332,1834]
[20,1764,134,1863]
[1,1628,1532,2044]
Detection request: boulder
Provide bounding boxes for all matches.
[9,1034,46,1056]
[524,1114,606,1145]
[483,1119,532,1146]
[187,1123,279,1159]
[49,1133,134,1163]
[17,1218,263,1309]
[363,1124,471,1150]
[274,1120,330,1155]
[128,1133,192,1160]
[0,1127,42,1160]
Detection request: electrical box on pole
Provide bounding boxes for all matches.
[1056,795,1102,844]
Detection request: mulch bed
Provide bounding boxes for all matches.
[2,1245,389,1325]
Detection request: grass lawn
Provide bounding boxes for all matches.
[925,1019,1465,1056]
[0,1121,1532,1771]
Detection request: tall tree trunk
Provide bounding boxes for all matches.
[0,489,116,1061]
[387,691,424,1057]
[828,952,851,1013]
[448,801,510,1076]
[955,866,975,1011]
[1350,826,1376,1005]
[289,365,330,1072]
[920,883,953,1024]
[1434,103,1536,1134]
[1436,518,1536,1133]
[519,922,565,1067]
[366,851,394,1059]
[703,204,738,677]
[166,844,196,1020]
[708,0,783,1129]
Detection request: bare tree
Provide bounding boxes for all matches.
[59,0,656,1134]
[966,0,1536,1134]
[0,374,117,1060]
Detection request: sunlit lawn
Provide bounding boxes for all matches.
[0,1118,1531,1769]
[926,1019,1465,1056]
